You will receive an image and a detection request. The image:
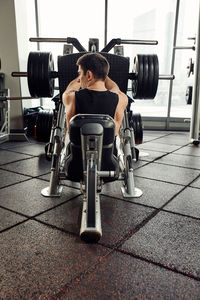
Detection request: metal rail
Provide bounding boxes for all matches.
[190,0,200,144]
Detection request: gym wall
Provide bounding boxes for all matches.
[0,0,23,132]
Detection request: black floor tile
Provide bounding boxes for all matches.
[151,133,190,146]
[139,149,167,162]
[62,251,200,300]
[0,149,31,165]
[173,144,200,156]
[7,143,46,156]
[134,163,200,185]
[138,141,182,152]
[0,207,27,231]
[38,173,81,189]
[155,153,200,169]
[102,177,183,208]
[0,169,30,188]
[1,156,51,177]
[190,176,200,189]
[0,179,80,217]
[121,211,200,278]
[0,141,32,150]
[36,195,155,247]
[0,220,109,299]
[164,187,200,218]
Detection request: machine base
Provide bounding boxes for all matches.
[41,186,63,197]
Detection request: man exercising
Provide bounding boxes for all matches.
[62,52,128,137]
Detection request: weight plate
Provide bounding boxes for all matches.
[187,58,194,77]
[186,86,192,104]
[135,113,143,144]
[132,55,144,99]
[36,110,53,142]
[132,54,159,99]
[129,112,143,144]
[147,55,154,98]
[143,55,149,99]
[28,52,55,98]
[151,55,159,99]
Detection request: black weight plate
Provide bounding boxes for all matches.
[186,86,192,104]
[27,52,37,98]
[42,53,54,97]
[132,56,138,98]
[146,55,154,98]
[133,113,143,144]
[37,53,46,97]
[132,55,144,99]
[151,55,159,99]
[28,52,55,98]
[143,55,149,99]
[36,110,53,142]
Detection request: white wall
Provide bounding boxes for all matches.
[0,0,24,131]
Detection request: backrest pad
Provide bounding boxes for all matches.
[58,52,129,97]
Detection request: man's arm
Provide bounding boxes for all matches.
[62,92,76,133]
[62,76,80,133]
[105,76,120,93]
[114,94,128,135]
[105,76,128,135]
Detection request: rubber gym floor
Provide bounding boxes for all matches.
[0,130,200,299]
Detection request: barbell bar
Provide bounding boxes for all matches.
[101,38,158,52]
[12,71,58,78]
[0,96,35,100]
[30,37,87,52]
[128,73,175,80]
[120,39,158,45]
[30,37,158,54]
[30,37,158,46]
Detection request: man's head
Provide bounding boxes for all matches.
[77,53,109,88]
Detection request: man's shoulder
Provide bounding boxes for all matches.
[63,90,75,104]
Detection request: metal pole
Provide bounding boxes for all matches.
[189,0,200,144]
[104,0,108,47]
[34,0,43,106]
[166,0,180,129]
[35,0,40,51]
[121,39,158,45]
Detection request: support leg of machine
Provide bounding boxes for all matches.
[80,193,102,243]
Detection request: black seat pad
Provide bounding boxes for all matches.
[65,114,119,182]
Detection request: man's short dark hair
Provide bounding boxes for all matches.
[77,53,110,80]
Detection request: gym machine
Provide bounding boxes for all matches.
[11,37,174,242]
[0,73,10,144]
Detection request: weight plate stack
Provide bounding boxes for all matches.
[35,109,53,142]
[132,54,159,99]
[28,52,55,98]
